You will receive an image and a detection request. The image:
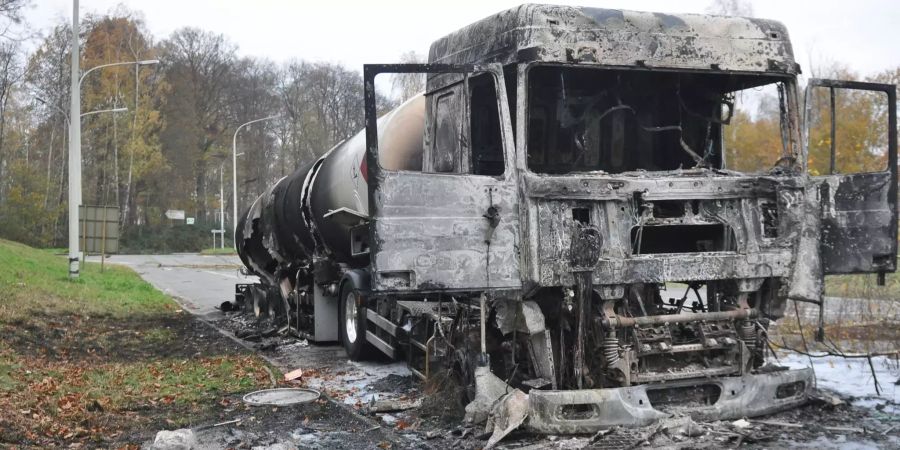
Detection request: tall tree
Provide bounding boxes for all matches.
[0,39,22,203]
[77,12,163,229]
[24,22,71,242]
[159,27,236,221]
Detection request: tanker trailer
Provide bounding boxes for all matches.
[235,94,425,341]
[233,3,898,433]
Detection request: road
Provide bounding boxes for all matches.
[88,253,254,319]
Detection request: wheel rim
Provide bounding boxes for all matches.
[344,291,358,344]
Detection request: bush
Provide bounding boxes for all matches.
[120,222,228,254]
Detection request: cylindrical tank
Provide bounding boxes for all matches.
[237,94,425,279]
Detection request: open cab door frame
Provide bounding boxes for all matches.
[362,63,520,293]
[804,79,898,277]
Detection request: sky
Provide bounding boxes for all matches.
[22,0,900,81]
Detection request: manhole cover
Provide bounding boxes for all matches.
[243,388,320,406]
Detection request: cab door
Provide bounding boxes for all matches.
[363,64,520,292]
[805,79,897,275]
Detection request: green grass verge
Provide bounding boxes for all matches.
[0,238,274,447]
[200,247,238,255]
[0,239,172,319]
[825,272,900,300]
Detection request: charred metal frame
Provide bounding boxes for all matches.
[803,79,898,277]
[363,63,520,294]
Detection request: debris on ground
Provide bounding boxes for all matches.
[149,428,195,450]
[811,389,846,406]
[484,389,529,449]
[284,368,304,382]
[464,365,510,425]
[367,396,424,413]
[211,292,900,449]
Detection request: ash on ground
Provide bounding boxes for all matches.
[206,306,900,449]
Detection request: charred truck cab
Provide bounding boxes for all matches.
[236,5,897,432]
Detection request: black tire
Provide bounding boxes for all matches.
[338,281,372,360]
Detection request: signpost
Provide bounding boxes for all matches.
[78,206,120,271]
[211,229,225,248]
[165,209,185,220]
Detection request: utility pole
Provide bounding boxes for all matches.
[67,0,81,278]
[65,0,157,279]
[220,163,225,249]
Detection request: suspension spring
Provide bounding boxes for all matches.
[603,336,620,366]
[737,321,756,347]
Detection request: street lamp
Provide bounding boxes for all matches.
[80,107,128,119]
[78,59,159,85]
[67,0,160,278]
[232,115,278,247]
[37,97,129,121]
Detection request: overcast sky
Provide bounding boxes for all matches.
[23,0,900,80]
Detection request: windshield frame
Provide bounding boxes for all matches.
[518,62,803,178]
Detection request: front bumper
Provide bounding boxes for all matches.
[527,368,813,434]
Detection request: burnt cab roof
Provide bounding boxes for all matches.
[428,4,798,75]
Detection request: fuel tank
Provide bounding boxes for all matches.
[237,94,425,279]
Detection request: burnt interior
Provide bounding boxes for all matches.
[526,65,787,174]
[631,224,736,254]
[427,72,504,175]
[469,73,504,175]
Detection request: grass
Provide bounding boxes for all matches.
[200,246,237,255]
[0,238,275,447]
[825,272,900,300]
[0,239,172,320]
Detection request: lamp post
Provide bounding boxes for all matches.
[67,0,160,278]
[67,0,80,278]
[220,162,226,249]
[232,115,278,247]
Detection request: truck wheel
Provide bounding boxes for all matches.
[339,283,371,360]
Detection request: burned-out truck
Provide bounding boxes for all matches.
[235,4,897,431]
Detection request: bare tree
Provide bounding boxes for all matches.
[227,57,280,205]
[0,0,29,39]
[391,50,425,103]
[25,22,70,241]
[0,39,22,202]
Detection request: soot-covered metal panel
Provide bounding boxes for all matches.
[428,4,797,74]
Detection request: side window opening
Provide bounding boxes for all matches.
[722,81,791,173]
[431,89,466,173]
[806,85,890,175]
[470,74,504,176]
[424,74,505,176]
